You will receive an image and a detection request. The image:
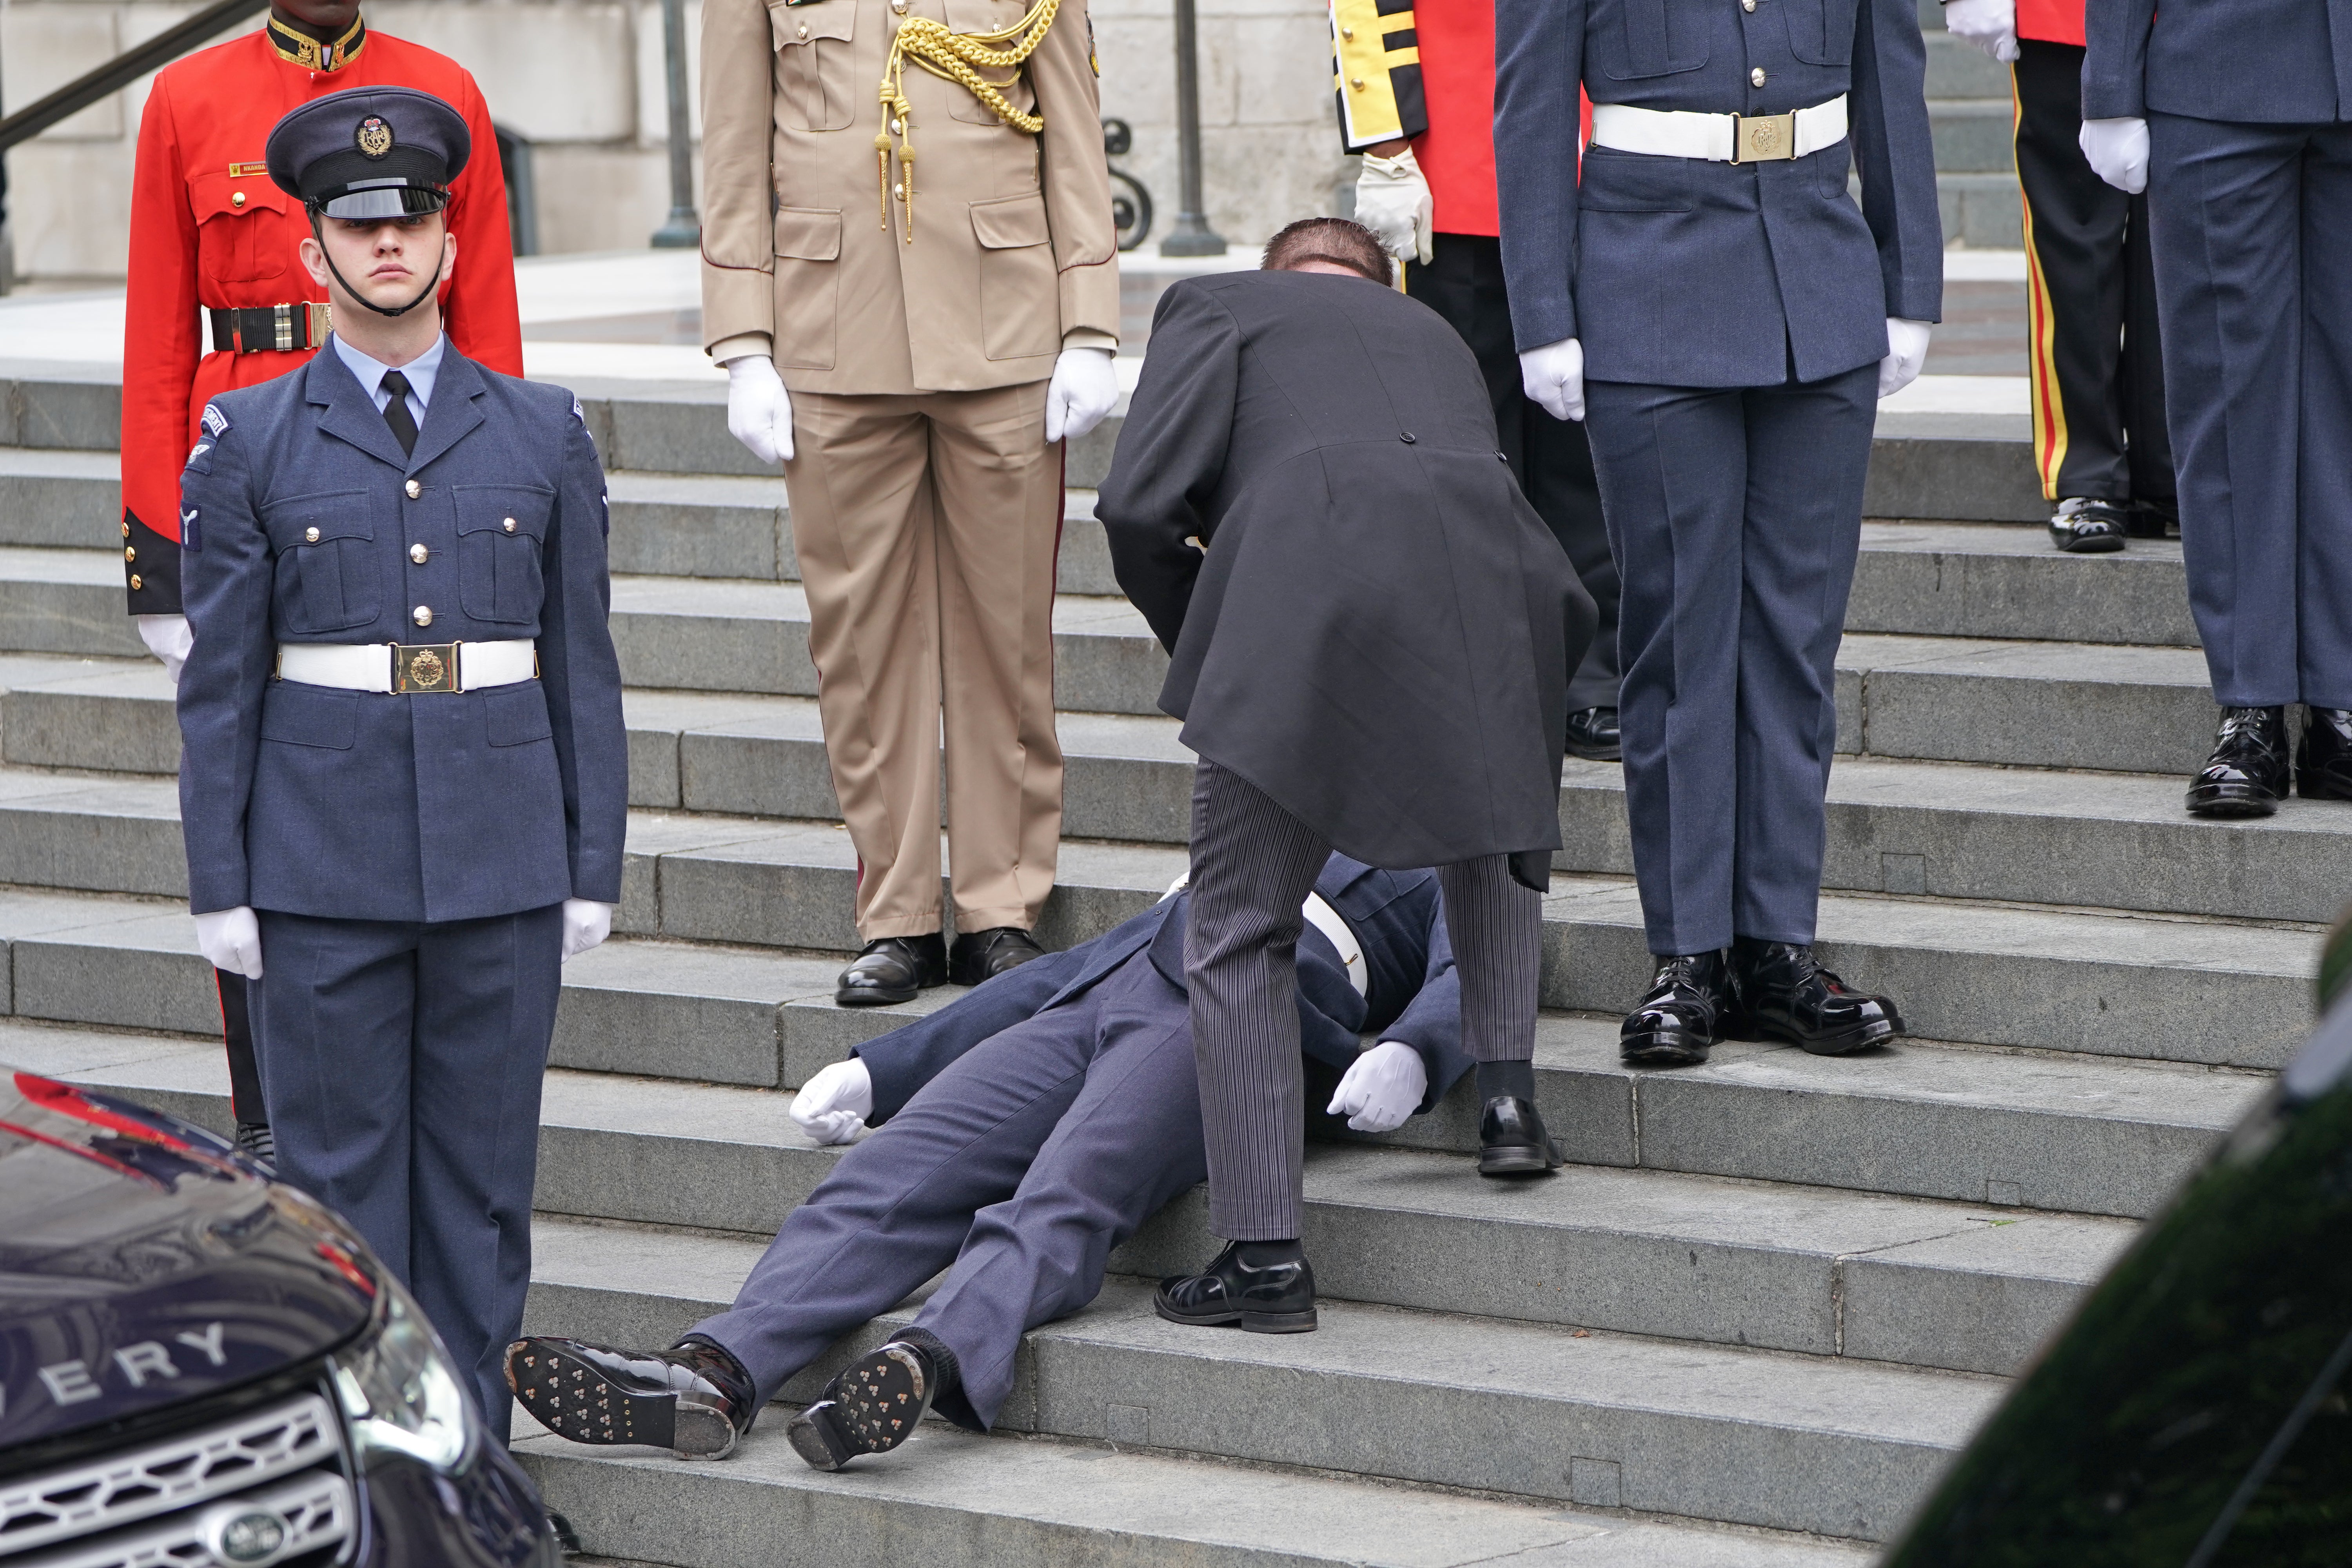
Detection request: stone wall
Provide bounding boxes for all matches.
[0,0,1343,283]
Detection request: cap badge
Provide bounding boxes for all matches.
[354,116,395,159]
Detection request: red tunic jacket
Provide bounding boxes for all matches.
[120,20,522,613]
[2018,0,2085,46]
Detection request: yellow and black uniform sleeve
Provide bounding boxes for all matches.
[1330,0,1426,152]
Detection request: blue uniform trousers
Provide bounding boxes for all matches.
[1584,364,1879,955]
[691,949,1205,1431]
[2145,111,2352,708]
[254,904,563,1444]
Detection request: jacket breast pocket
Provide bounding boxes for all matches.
[940,0,1038,123]
[769,0,857,131]
[454,485,554,624]
[1782,0,1858,65]
[484,685,554,747]
[773,207,842,370]
[1578,148,1696,213]
[971,195,1060,361]
[259,681,359,751]
[189,171,291,286]
[264,490,379,633]
[1594,0,1708,80]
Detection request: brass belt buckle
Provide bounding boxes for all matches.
[392,641,461,694]
[308,300,333,347]
[1732,111,1798,163]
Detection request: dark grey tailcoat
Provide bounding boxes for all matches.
[1096,270,1593,880]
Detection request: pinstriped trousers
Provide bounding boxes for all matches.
[1185,759,1542,1240]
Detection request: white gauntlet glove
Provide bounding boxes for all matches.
[1519,338,1586,423]
[137,613,192,683]
[1045,346,1118,444]
[2080,117,2150,194]
[560,898,615,961]
[195,906,263,980]
[792,1058,875,1145]
[1354,147,1435,265]
[1879,318,1933,399]
[1326,1040,1428,1133]
[1941,0,2018,63]
[723,353,794,464]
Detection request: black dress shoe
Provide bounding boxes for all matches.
[1154,1241,1317,1333]
[1565,706,1622,762]
[2125,498,2178,539]
[2299,707,2352,801]
[1729,939,1901,1056]
[2187,706,2289,818]
[232,1120,276,1171]
[835,933,948,1006]
[1619,950,1731,1067]
[545,1511,582,1558]
[505,1336,755,1459]
[786,1335,953,1471]
[2049,496,2131,554]
[947,926,1045,987]
[1478,1096,1565,1177]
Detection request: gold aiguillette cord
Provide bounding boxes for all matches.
[876,0,1059,242]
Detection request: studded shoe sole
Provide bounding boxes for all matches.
[507,1342,738,1459]
[785,1345,931,1471]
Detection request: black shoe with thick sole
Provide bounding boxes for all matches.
[1619,950,1731,1067]
[2125,498,2178,539]
[232,1120,276,1171]
[505,1336,754,1459]
[947,926,1045,987]
[2049,496,2131,554]
[835,933,949,1006]
[2299,707,2352,801]
[786,1341,940,1472]
[1730,938,1902,1056]
[1154,1241,1318,1333]
[1564,706,1622,762]
[1477,1096,1565,1177]
[2187,706,2289,818]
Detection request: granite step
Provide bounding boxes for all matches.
[1926,99,2015,175]
[1845,519,2194,647]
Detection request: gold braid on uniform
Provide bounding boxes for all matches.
[876,0,1060,242]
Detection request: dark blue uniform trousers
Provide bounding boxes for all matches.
[2146,112,2352,708]
[1583,364,1879,955]
[254,904,563,1444]
[691,949,1205,1431]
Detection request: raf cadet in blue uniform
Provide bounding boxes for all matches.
[1494,0,1942,1069]
[174,85,629,1441]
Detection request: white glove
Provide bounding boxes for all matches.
[722,353,794,464]
[1520,337,1586,423]
[2080,116,2150,194]
[1941,0,2018,62]
[792,1058,874,1145]
[1354,147,1435,265]
[194,906,263,980]
[137,613,192,683]
[1326,1040,1428,1134]
[560,898,615,961]
[1045,346,1118,445]
[1879,318,1933,399]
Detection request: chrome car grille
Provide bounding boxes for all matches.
[11,1470,350,1568]
[0,1392,343,1562]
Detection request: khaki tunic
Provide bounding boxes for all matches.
[699,0,1120,392]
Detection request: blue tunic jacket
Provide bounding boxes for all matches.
[2083,0,2352,124]
[176,342,628,923]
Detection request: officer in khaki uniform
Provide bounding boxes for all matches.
[700,0,1121,1004]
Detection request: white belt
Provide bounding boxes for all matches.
[276,640,538,695]
[1161,876,1369,998]
[1589,94,1847,164]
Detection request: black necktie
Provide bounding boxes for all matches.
[379,369,419,456]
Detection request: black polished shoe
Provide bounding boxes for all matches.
[1729,939,1902,1056]
[506,1336,755,1458]
[2125,497,2178,539]
[835,933,948,1006]
[2299,707,2352,801]
[2048,496,2131,554]
[2187,706,2289,818]
[1565,706,1622,762]
[232,1120,276,1171]
[947,926,1045,987]
[545,1511,583,1559]
[1478,1096,1565,1177]
[1154,1241,1317,1333]
[786,1335,950,1472]
[1619,951,1731,1067]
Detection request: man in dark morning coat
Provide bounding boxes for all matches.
[506,854,1472,1470]
[175,87,628,1440]
[2081,0,2352,818]
[1094,220,1595,1336]
[1495,0,1940,1069]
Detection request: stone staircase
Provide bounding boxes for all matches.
[0,365,2313,1566]
[1920,0,2023,250]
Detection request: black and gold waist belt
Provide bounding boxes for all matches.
[209,302,334,355]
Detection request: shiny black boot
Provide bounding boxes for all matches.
[947,926,1045,985]
[506,1335,756,1458]
[1564,706,1622,762]
[2048,496,2131,554]
[1619,951,1731,1067]
[1729,939,1902,1056]
[1478,1096,1565,1177]
[1154,1240,1317,1333]
[2298,707,2352,801]
[835,933,948,1005]
[2186,706,2289,818]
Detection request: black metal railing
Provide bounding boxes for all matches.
[0,0,270,156]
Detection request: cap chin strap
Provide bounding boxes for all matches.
[313,214,446,319]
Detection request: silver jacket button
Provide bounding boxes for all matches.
[503,517,517,533]
[1751,66,1767,86]
[304,526,320,543]
[412,605,433,628]
[405,479,421,499]
[410,543,429,564]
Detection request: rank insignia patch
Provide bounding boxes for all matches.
[355,116,395,159]
[200,402,229,436]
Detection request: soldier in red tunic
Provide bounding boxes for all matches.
[122,0,522,1159]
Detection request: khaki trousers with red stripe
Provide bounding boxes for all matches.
[784,383,1064,942]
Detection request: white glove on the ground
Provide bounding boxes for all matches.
[793,1058,874,1145]
[195,906,263,980]
[560,898,615,961]
[1942,0,2018,62]
[1880,318,1934,399]
[1327,1040,1428,1134]
[722,352,794,464]
[2080,116,2150,194]
[1355,147,1435,265]
[137,613,192,683]
[1045,346,1118,445]
[1520,337,1586,423]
